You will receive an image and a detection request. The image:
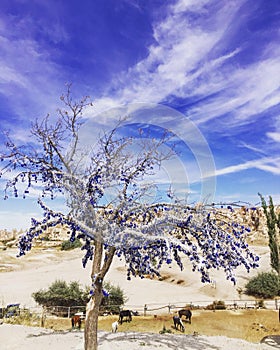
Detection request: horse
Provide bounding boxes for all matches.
[178,309,192,323]
[118,310,132,324]
[111,321,118,333]
[173,315,185,332]
[71,315,82,329]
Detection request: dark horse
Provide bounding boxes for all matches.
[71,315,82,329]
[173,315,185,332]
[178,309,192,324]
[118,310,132,324]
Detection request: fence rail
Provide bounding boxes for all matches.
[1,298,279,321]
[39,298,280,318]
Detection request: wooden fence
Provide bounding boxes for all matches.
[40,298,280,318]
[2,298,279,322]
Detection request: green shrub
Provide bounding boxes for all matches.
[32,280,126,314]
[61,238,82,251]
[32,280,89,307]
[245,272,280,298]
[100,281,127,314]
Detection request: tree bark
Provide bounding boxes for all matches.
[84,241,116,350]
[84,284,103,350]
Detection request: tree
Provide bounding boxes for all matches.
[61,238,82,250]
[32,280,88,307]
[245,272,280,299]
[100,281,126,314]
[32,280,125,315]
[259,194,280,275]
[0,85,259,349]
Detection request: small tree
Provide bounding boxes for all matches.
[100,281,126,314]
[32,279,125,315]
[259,194,280,275]
[0,86,259,349]
[245,272,280,299]
[32,280,88,307]
[61,238,82,251]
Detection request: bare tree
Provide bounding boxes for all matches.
[0,86,259,349]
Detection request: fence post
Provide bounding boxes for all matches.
[68,307,71,318]
[144,304,147,316]
[41,306,46,328]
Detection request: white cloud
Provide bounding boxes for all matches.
[0,61,27,87]
[90,0,279,137]
[81,0,280,200]
[267,132,280,143]
[171,0,210,14]
[89,1,241,111]
[238,142,267,155]
[212,157,280,177]
[192,56,280,127]
[0,22,65,121]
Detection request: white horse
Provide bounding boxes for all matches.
[111,321,119,333]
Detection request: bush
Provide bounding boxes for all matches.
[32,280,126,314]
[245,272,280,298]
[61,238,82,251]
[257,299,265,309]
[32,280,89,307]
[206,300,226,310]
[100,281,127,314]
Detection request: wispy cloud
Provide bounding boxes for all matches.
[267,132,280,143]
[213,157,280,177]
[85,0,280,188]
[238,142,268,156]
[90,0,279,137]
[112,1,240,103]
[0,0,279,212]
[191,55,280,128]
[0,15,67,126]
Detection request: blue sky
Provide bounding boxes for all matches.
[0,0,279,230]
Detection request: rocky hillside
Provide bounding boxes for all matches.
[0,224,71,250]
[0,206,279,250]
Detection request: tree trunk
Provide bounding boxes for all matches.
[84,242,116,350]
[84,284,103,350]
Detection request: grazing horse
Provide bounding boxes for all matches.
[173,315,185,332]
[118,310,132,324]
[111,321,118,333]
[71,315,82,329]
[178,309,192,324]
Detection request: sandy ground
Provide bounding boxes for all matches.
[0,245,276,349]
[0,323,274,350]
[0,245,269,310]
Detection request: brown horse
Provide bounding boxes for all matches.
[71,315,82,329]
[178,309,192,323]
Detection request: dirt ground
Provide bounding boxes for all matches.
[5,309,278,344]
[0,245,270,309]
[0,323,275,350]
[0,244,279,349]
